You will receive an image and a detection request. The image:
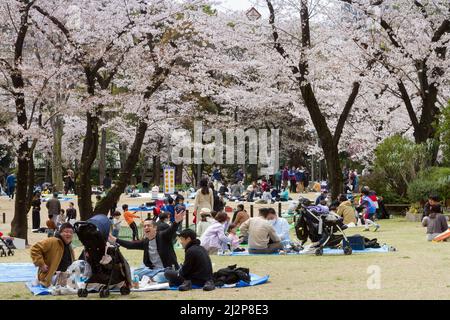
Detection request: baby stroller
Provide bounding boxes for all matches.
[295,199,352,256]
[0,232,14,257]
[74,214,132,298]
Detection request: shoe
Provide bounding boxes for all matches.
[203,280,215,291]
[178,280,192,291]
[374,225,380,232]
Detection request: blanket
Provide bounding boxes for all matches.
[25,274,269,296]
[219,245,394,256]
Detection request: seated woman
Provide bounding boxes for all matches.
[279,188,289,202]
[200,212,231,255]
[422,205,449,241]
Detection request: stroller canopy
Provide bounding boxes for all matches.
[87,214,111,240]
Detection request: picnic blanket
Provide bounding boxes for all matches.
[129,203,192,212]
[25,273,269,296]
[41,197,72,202]
[0,263,37,283]
[219,245,393,256]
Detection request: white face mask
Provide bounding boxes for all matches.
[268,219,276,225]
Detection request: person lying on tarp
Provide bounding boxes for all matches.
[30,223,75,287]
[108,209,185,283]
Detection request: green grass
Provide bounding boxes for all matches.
[1,217,450,300]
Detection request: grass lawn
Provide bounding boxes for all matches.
[1,217,449,300]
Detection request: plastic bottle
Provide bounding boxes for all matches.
[132,275,140,289]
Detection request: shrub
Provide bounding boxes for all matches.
[374,135,429,196]
[407,167,450,203]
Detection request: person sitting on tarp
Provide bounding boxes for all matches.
[239,208,282,254]
[108,210,185,282]
[267,208,290,247]
[337,194,357,227]
[164,229,215,291]
[422,204,449,241]
[30,223,75,287]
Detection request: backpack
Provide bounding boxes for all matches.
[363,196,377,214]
[363,237,381,249]
[213,264,251,286]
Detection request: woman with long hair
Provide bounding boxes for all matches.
[194,178,214,231]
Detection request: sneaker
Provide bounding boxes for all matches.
[374,225,380,232]
[203,280,215,291]
[178,280,192,291]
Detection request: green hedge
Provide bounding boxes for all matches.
[407,167,450,202]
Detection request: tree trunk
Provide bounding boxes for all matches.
[175,163,183,185]
[94,122,148,215]
[51,115,64,192]
[77,112,100,221]
[140,155,148,183]
[119,142,127,170]
[99,127,107,185]
[323,146,343,200]
[11,142,29,242]
[152,155,161,186]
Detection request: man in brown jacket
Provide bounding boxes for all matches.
[337,194,357,226]
[30,223,75,287]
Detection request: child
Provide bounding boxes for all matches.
[111,211,122,238]
[422,205,449,241]
[197,209,213,237]
[227,223,244,252]
[123,204,140,241]
[57,209,66,227]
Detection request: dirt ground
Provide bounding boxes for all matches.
[1,193,450,300]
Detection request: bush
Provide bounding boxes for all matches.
[407,167,450,203]
[359,170,408,204]
[374,135,429,196]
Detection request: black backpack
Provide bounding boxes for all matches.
[364,237,381,248]
[213,264,251,286]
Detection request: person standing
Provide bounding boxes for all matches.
[274,168,282,191]
[234,168,244,183]
[6,173,16,200]
[65,202,77,222]
[31,192,42,230]
[193,178,214,230]
[123,204,141,241]
[282,166,289,189]
[103,173,112,191]
[46,193,61,225]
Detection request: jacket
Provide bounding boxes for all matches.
[337,201,357,225]
[117,222,181,270]
[422,213,448,234]
[193,189,214,215]
[46,198,61,216]
[240,217,281,250]
[30,236,75,287]
[200,221,230,251]
[179,239,213,286]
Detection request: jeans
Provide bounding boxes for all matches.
[7,185,15,199]
[129,222,139,241]
[134,267,167,283]
[248,241,283,254]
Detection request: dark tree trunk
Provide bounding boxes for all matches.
[51,115,64,191]
[10,2,34,243]
[77,111,100,221]
[94,121,148,215]
[152,155,161,186]
[99,127,107,185]
[175,163,183,185]
[11,142,29,242]
[119,142,127,170]
[140,155,148,183]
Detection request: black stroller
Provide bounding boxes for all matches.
[295,199,352,256]
[0,236,14,257]
[74,214,132,298]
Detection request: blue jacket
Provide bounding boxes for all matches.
[6,175,16,187]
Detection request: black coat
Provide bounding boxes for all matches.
[117,222,180,270]
[179,239,213,286]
